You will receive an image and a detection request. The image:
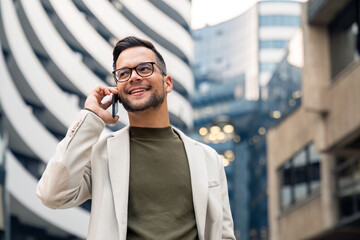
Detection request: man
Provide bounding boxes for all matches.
[37,36,235,240]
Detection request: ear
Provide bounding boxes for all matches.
[164,75,173,94]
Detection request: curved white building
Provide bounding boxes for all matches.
[0,0,193,238]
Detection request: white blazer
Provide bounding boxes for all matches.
[37,110,235,240]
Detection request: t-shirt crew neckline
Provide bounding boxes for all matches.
[129,126,176,140]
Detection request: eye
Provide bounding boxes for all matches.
[117,69,130,79]
[137,63,152,74]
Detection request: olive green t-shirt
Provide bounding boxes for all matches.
[127,126,198,240]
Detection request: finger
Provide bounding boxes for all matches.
[111,115,120,124]
[100,95,113,109]
[92,87,105,101]
[109,87,118,94]
[85,86,116,111]
[105,87,118,96]
[93,86,114,102]
[104,113,119,125]
[95,86,105,96]
[103,87,111,95]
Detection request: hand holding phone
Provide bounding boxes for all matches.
[84,86,119,124]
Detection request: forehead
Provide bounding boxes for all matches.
[115,46,156,69]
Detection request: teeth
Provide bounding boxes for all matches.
[130,89,146,94]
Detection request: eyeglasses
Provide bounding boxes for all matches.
[112,62,166,83]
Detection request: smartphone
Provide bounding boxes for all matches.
[112,93,119,118]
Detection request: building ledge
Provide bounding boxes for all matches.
[306,213,360,240]
[308,0,351,25]
[277,191,321,219]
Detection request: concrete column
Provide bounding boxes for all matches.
[321,154,338,229]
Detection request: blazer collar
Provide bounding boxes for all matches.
[107,127,208,240]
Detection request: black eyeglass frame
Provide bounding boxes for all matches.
[112,62,166,83]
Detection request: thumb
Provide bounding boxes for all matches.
[105,114,119,125]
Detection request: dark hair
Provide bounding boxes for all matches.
[112,36,167,75]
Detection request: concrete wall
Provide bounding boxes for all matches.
[325,63,360,149]
[267,106,326,240]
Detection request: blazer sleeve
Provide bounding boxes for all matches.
[36,110,105,209]
[219,154,236,240]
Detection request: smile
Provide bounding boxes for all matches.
[129,87,149,95]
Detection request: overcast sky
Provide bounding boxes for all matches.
[190,0,307,29]
[191,0,257,29]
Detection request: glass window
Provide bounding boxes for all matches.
[281,162,292,209]
[259,40,288,49]
[337,156,360,219]
[259,15,300,27]
[293,150,307,201]
[309,144,321,191]
[279,143,321,210]
[260,62,277,73]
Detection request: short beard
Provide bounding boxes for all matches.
[119,82,166,112]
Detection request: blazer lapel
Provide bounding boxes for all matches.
[107,127,130,240]
[177,130,209,240]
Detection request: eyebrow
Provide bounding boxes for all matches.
[117,61,154,68]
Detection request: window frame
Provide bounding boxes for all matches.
[278,142,322,211]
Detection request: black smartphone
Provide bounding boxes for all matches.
[112,93,119,118]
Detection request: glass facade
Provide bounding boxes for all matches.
[266,30,303,120]
[257,1,302,87]
[248,135,268,240]
[192,6,259,100]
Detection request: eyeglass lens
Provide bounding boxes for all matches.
[115,62,154,82]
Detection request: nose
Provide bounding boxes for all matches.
[129,68,141,82]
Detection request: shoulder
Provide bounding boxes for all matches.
[93,126,130,149]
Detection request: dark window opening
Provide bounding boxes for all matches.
[337,156,360,219]
[329,0,360,79]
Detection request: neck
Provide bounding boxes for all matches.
[128,105,170,128]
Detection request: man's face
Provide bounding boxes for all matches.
[115,47,172,112]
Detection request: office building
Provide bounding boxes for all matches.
[248,28,303,240]
[267,0,360,239]
[193,0,302,101]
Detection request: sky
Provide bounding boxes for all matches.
[191,0,257,29]
[191,0,307,29]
